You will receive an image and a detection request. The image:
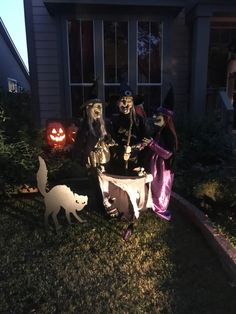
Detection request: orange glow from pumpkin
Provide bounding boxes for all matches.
[47,122,66,148]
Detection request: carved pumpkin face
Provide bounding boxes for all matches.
[47,122,66,148]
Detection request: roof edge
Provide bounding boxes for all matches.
[0,18,29,80]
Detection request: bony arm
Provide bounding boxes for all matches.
[123,145,131,161]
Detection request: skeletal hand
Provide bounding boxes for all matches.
[123,153,130,161]
[142,137,153,146]
[125,145,131,153]
[123,145,131,161]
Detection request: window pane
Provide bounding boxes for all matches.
[104,85,120,117]
[68,21,82,83]
[104,22,128,83]
[138,21,162,83]
[138,86,161,116]
[150,22,161,83]
[208,27,236,88]
[68,20,94,83]
[138,22,149,83]
[82,21,94,83]
[71,86,92,118]
[117,22,128,82]
[8,79,17,93]
[104,22,116,83]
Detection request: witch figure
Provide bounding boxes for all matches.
[99,83,152,241]
[141,83,178,221]
[73,98,111,170]
[73,92,114,212]
[109,83,146,176]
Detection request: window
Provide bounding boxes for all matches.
[208,22,236,89]
[8,78,17,93]
[68,20,95,117]
[137,21,162,115]
[103,21,128,102]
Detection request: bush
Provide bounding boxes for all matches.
[0,91,42,195]
[175,115,232,169]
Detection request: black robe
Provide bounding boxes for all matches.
[108,112,146,175]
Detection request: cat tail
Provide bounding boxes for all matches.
[37,156,48,197]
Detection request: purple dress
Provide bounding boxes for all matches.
[148,136,174,221]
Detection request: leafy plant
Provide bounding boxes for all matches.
[175,115,231,169]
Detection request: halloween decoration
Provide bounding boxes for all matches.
[37,156,88,231]
[46,121,66,148]
[73,99,112,170]
[134,94,147,119]
[18,184,38,194]
[142,83,178,221]
[67,123,79,144]
[98,171,153,220]
[109,84,146,175]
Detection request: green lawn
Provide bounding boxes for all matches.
[0,193,236,314]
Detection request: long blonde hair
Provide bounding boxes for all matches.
[85,99,107,138]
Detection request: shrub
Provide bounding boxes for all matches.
[175,115,232,170]
[0,91,42,195]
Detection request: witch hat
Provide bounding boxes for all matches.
[119,82,133,98]
[157,83,174,116]
[88,78,99,99]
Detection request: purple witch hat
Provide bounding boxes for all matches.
[157,83,175,117]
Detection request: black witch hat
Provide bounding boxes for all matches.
[88,78,98,99]
[119,82,133,98]
[80,78,103,110]
[157,83,174,117]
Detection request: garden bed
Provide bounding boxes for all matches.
[174,158,236,249]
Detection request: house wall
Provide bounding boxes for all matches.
[25,0,190,127]
[25,0,63,127]
[171,9,190,119]
[0,32,30,92]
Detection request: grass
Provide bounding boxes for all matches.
[1,190,236,314]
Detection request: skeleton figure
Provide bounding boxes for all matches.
[109,86,146,175]
[141,83,178,221]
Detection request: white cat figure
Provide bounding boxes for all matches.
[37,156,88,230]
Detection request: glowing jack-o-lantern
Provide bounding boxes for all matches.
[67,123,79,144]
[47,121,66,148]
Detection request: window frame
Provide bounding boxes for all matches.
[66,19,96,102]
[8,78,18,93]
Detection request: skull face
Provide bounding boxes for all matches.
[153,113,165,128]
[87,102,103,120]
[118,96,133,115]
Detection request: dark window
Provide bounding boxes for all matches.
[104,21,128,84]
[137,21,162,116]
[68,20,95,117]
[208,24,236,89]
[138,21,162,84]
[68,20,94,83]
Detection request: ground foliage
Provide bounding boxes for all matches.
[0,191,236,314]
